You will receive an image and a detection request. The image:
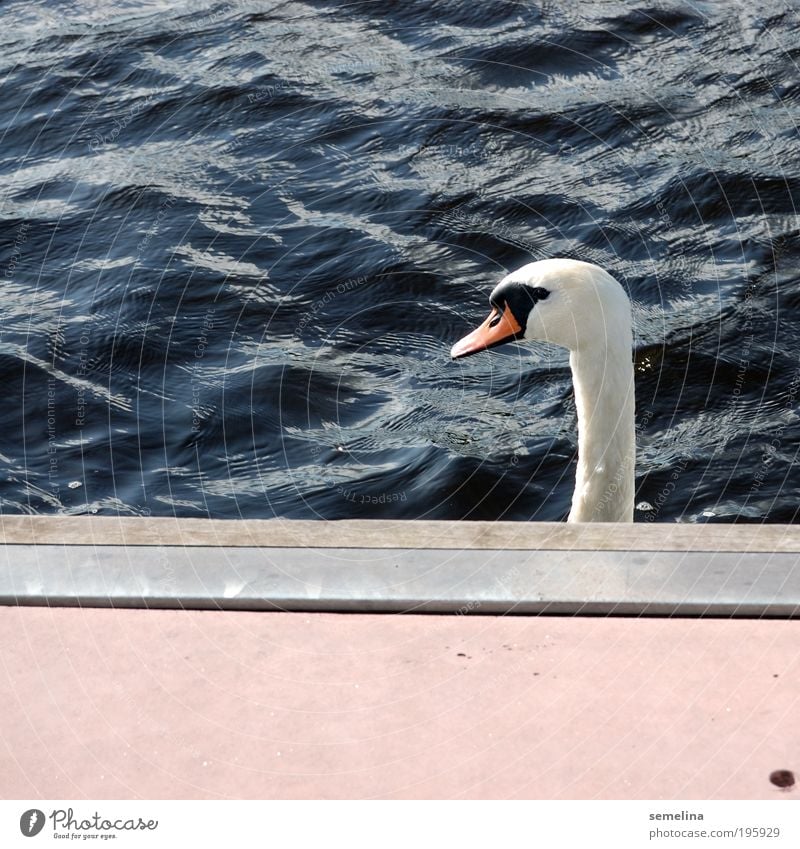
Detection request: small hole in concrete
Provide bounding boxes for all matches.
[769,770,795,789]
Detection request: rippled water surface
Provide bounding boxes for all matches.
[2,0,799,521]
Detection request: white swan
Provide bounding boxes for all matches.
[451,258,635,522]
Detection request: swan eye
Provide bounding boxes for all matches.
[531,287,550,301]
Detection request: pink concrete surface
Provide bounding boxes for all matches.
[0,608,798,800]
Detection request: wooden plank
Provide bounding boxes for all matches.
[0,515,798,552]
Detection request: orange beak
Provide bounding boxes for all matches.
[451,305,524,359]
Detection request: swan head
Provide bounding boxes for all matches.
[451,258,631,359]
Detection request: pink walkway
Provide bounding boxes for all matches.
[1,608,798,799]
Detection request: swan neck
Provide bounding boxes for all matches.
[568,342,635,522]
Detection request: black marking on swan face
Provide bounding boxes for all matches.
[490,283,549,333]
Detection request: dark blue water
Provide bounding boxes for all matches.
[1,0,799,522]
